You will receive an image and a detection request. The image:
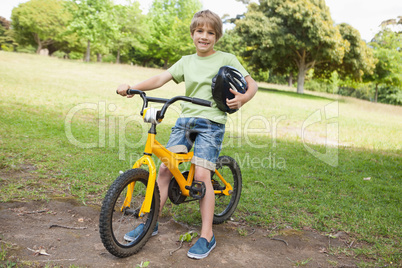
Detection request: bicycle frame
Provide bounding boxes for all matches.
[123,127,233,218]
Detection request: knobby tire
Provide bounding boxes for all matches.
[99,168,160,258]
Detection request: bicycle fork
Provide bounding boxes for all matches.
[121,155,157,218]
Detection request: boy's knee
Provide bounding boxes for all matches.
[194,167,211,182]
[158,163,171,177]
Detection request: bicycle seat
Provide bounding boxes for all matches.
[167,145,189,154]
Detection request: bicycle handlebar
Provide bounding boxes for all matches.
[126,89,212,120]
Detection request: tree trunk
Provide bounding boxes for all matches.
[296,50,311,94]
[85,40,91,62]
[374,84,379,103]
[116,49,120,64]
[297,67,306,94]
[97,53,102,62]
[33,33,42,54]
[288,73,293,87]
[36,44,43,54]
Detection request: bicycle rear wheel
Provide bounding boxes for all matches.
[99,168,160,258]
[212,155,242,224]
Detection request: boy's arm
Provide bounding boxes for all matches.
[226,75,258,110]
[117,71,173,97]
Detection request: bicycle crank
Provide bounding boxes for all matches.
[185,181,206,200]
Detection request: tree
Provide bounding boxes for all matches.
[314,23,376,82]
[236,0,346,94]
[337,24,376,80]
[0,17,17,51]
[11,0,72,54]
[66,0,118,62]
[365,27,402,103]
[111,1,146,64]
[146,0,202,68]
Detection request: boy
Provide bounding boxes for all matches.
[117,9,257,259]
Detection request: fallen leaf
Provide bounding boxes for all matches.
[319,247,328,253]
[78,218,84,222]
[28,247,50,256]
[333,231,348,239]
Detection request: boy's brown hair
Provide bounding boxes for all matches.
[190,10,223,42]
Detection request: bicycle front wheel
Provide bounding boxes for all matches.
[99,168,160,258]
[212,155,242,224]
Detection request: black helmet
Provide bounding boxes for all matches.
[211,66,248,114]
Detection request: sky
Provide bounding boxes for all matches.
[1,0,401,42]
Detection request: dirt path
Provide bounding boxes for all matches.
[0,199,360,267]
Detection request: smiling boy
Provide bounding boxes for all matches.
[117,9,258,259]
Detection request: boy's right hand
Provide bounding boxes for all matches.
[116,84,133,98]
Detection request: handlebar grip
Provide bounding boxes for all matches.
[192,98,212,107]
[127,89,143,95]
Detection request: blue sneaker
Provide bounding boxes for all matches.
[187,235,216,259]
[123,223,158,242]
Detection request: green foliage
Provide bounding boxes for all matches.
[6,0,206,65]
[337,85,372,101]
[267,74,288,85]
[305,71,340,94]
[15,44,36,54]
[0,17,17,51]
[11,0,72,54]
[304,79,333,93]
[146,0,202,68]
[376,85,402,105]
[66,0,119,62]
[216,29,270,81]
[135,261,150,268]
[236,0,346,94]
[111,1,146,64]
[336,24,376,80]
[315,23,376,82]
[179,231,198,242]
[365,27,402,103]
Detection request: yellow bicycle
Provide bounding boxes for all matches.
[99,89,242,258]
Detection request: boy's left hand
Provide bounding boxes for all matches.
[226,88,248,110]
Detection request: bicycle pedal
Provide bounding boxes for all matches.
[185,181,206,200]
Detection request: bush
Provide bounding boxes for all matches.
[251,68,269,82]
[1,44,14,51]
[69,51,83,60]
[102,54,116,63]
[16,45,35,54]
[304,79,333,93]
[52,51,69,59]
[377,85,402,105]
[338,85,371,101]
[267,74,287,85]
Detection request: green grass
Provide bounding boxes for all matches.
[0,51,401,266]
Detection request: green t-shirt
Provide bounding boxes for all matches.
[168,51,249,124]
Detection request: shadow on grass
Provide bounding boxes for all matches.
[258,86,339,102]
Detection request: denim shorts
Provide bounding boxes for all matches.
[166,117,225,171]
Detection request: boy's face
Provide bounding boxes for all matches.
[191,24,217,57]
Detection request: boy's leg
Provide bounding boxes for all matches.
[156,163,173,216]
[187,165,217,259]
[194,165,214,242]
